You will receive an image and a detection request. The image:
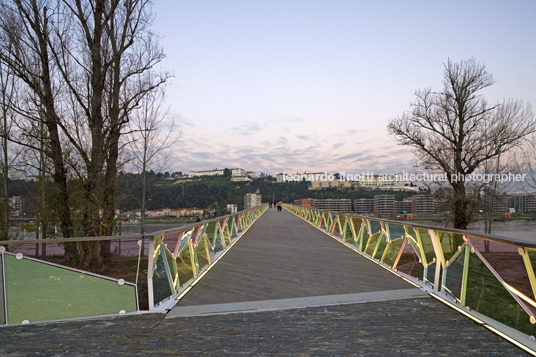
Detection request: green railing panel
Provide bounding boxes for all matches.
[359,221,370,252]
[222,219,232,246]
[176,243,195,287]
[438,231,465,265]
[442,250,465,302]
[387,223,405,241]
[0,254,4,324]
[416,228,435,267]
[153,248,174,305]
[424,262,437,287]
[373,235,388,261]
[175,230,191,256]
[322,212,331,230]
[365,232,381,257]
[205,222,219,249]
[369,220,382,235]
[212,223,225,254]
[396,242,424,280]
[195,235,211,272]
[5,254,137,324]
[332,219,342,238]
[382,238,404,268]
[405,227,424,264]
[466,252,535,336]
[163,245,178,291]
[343,220,354,244]
[234,215,243,233]
[470,239,535,302]
[347,217,362,246]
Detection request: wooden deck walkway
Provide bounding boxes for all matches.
[169,207,425,317]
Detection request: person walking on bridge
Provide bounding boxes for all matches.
[276,201,282,211]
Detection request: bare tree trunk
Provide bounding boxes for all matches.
[452,182,470,230]
[1,81,9,241]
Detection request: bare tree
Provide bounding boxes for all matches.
[480,150,521,234]
[389,58,535,229]
[128,87,177,236]
[0,0,169,268]
[0,0,74,239]
[524,135,536,191]
[0,57,20,240]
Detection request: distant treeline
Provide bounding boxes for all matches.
[10,173,418,217]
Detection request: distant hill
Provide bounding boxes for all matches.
[116,172,417,215]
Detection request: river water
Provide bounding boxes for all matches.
[14,220,536,244]
[416,219,536,244]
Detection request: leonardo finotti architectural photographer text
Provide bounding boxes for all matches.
[279,171,526,184]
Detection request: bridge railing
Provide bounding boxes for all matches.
[147,204,267,309]
[0,204,267,325]
[285,204,536,338]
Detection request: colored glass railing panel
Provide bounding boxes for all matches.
[176,243,195,288]
[469,237,534,301]
[365,232,381,257]
[387,223,405,240]
[195,235,211,272]
[369,220,382,235]
[153,248,174,304]
[150,205,268,307]
[437,231,465,265]
[415,228,435,267]
[373,235,389,261]
[442,250,465,302]
[466,252,535,336]
[285,204,536,339]
[395,242,424,280]
[382,238,404,268]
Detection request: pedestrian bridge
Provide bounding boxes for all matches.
[1,205,536,355]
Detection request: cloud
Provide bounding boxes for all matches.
[336,151,368,162]
[166,119,418,175]
[226,121,263,136]
[169,113,196,127]
[270,115,304,124]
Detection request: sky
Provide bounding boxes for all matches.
[150,0,536,176]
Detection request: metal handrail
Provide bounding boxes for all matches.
[299,206,536,248]
[0,208,258,245]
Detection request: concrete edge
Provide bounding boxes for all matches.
[166,288,428,319]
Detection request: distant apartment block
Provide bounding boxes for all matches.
[374,195,395,215]
[244,192,262,209]
[357,173,401,188]
[226,204,238,214]
[168,208,204,217]
[310,180,352,190]
[312,199,352,213]
[294,199,312,207]
[479,194,510,214]
[9,196,23,218]
[395,199,413,214]
[409,194,436,214]
[354,198,375,214]
[189,168,255,179]
[513,194,536,213]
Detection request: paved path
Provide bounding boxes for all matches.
[0,300,528,356]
